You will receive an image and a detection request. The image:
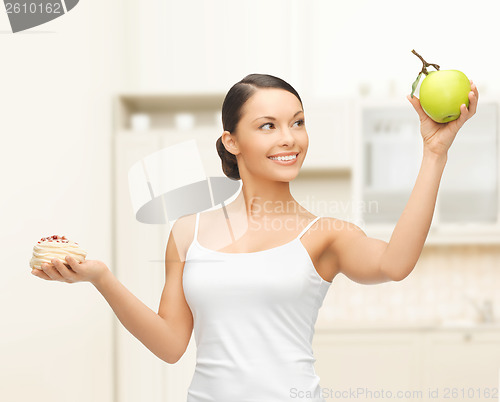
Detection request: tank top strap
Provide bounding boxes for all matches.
[296,216,321,239]
[194,211,200,242]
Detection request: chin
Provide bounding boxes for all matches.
[271,169,301,182]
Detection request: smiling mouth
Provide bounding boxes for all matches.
[267,153,299,161]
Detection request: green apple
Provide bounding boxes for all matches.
[418,70,471,123]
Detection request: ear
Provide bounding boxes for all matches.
[221,130,240,156]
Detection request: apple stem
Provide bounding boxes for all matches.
[411,49,440,75]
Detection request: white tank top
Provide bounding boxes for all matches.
[182,212,332,402]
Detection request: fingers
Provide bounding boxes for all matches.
[31,267,52,280]
[453,103,469,131]
[466,80,478,116]
[455,80,478,129]
[52,257,79,283]
[33,258,78,283]
[470,80,479,100]
[42,262,64,281]
[64,255,80,273]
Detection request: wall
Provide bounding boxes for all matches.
[0,2,122,401]
[121,0,500,99]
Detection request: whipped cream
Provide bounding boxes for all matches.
[30,235,87,270]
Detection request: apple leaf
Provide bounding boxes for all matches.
[411,72,422,98]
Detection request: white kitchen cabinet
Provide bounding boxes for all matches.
[114,131,166,402]
[114,93,232,401]
[118,93,355,174]
[114,129,203,402]
[423,330,500,393]
[352,99,500,244]
[313,330,421,401]
[122,0,305,93]
[117,93,226,172]
[313,327,500,402]
[300,97,356,171]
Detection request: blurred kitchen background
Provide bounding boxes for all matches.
[2,1,500,401]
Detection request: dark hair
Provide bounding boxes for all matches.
[216,73,303,180]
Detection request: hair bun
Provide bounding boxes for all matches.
[216,136,240,181]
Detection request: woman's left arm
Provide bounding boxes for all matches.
[329,81,479,284]
[380,80,479,281]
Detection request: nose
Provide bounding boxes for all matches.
[279,126,296,146]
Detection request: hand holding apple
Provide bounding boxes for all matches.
[410,50,472,123]
[407,50,479,158]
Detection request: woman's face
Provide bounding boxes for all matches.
[223,88,308,182]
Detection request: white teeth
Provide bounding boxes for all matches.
[269,154,297,161]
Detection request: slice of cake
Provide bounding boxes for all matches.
[30,235,87,270]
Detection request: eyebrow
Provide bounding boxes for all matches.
[252,110,304,122]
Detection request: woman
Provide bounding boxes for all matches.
[32,73,479,401]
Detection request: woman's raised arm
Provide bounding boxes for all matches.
[327,81,479,284]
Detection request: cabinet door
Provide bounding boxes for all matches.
[301,98,355,170]
[115,132,209,402]
[313,331,421,402]
[115,133,171,402]
[124,0,297,92]
[438,103,498,223]
[355,101,498,229]
[423,331,500,396]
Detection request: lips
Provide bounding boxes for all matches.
[267,151,299,158]
[267,152,299,166]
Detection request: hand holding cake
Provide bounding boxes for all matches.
[30,235,87,270]
[30,235,109,285]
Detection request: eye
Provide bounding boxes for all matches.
[294,119,305,127]
[259,122,274,130]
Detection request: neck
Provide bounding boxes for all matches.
[228,181,304,219]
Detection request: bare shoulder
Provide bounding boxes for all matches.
[319,217,366,249]
[321,216,363,234]
[170,210,226,261]
[168,213,197,263]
